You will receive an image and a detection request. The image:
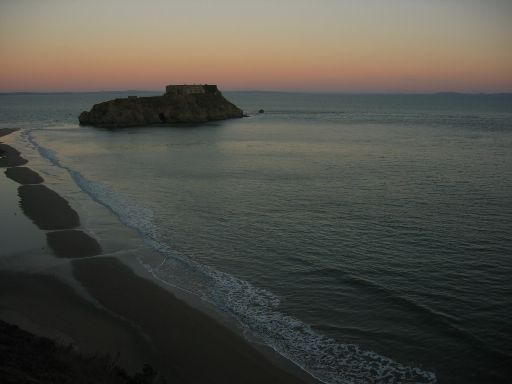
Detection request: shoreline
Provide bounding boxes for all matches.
[0,128,318,383]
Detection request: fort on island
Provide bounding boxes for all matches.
[165,84,219,95]
[78,84,243,127]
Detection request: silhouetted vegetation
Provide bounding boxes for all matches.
[0,320,167,384]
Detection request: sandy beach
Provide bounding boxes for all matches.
[0,128,315,383]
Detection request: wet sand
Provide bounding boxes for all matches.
[0,128,17,137]
[73,256,308,384]
[17,184,80,230]
[5,166,44,184]
[46,230,102,258]
[0,128,314,383]
[0,271,156,372]
[0,143,28,167]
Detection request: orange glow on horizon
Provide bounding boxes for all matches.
[1,0,511,93]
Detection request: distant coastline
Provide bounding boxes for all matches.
[1,90,511,96]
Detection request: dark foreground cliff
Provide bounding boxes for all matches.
[0,320,164,384]
[79,85,243,127]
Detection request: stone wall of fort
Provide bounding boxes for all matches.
[165,84,219,95]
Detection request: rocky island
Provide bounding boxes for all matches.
[79,84,244,127]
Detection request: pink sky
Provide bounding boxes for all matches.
[1,0,511,92]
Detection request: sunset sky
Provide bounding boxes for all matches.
[1,0,511,92]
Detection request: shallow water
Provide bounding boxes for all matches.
[1,92,511,383]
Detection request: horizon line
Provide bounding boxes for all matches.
[1,89,511,96]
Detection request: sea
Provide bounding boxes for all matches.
[1,91,511,383]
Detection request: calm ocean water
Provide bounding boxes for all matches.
[1,92,511,383]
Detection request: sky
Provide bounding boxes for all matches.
[1,0,511,92]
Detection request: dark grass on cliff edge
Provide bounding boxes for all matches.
[18,184,80,230]
[0,272,160,378]
[72,256,310,384]
[0,320,163,384]
[0,320,127,384]
[47,230,102,258]
[5,166,44,184]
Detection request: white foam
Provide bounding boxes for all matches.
[26,129,437,384]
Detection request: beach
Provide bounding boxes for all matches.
[1,92,511,383]
[0,128,315,383]
[2,0,512,381]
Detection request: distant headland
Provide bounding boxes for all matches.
[78,84,244,127]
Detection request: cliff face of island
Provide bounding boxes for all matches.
[79,85,243,127]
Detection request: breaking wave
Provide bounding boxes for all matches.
[25,129,436,384]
